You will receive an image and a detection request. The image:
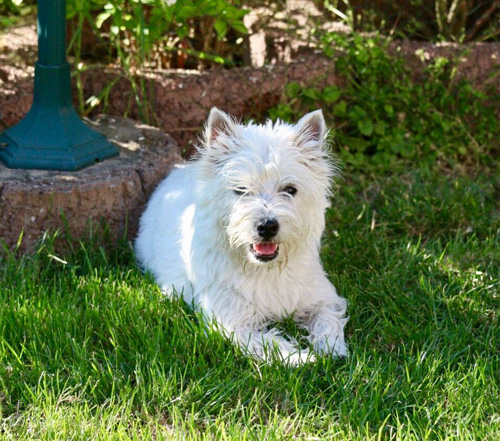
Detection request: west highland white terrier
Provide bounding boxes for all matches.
[135,108,348,364]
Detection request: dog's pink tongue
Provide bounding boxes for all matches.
[254,243,278,255]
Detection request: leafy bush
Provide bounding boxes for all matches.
[0,0,35,27]
[66,0,249,69]
[1,0,249,69]
[269,33,499,170]
[63,0,249,121]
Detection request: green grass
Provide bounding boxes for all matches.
[0,169,498,440]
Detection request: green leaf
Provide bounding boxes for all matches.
[322,86,341,103]
[176,24,188,40]
[344,137,369,152]
[374,121,387,136]
[229,20,248,34]
[351,105,367,119]
[357,119,374,137]
[355,49,369,63]
[285,83,301,99]
[176,6,200,20]
[214,19,227,38]
[333,101,347,116]
[96,11,112,29]
[303,88,320,100]
[323,46,334,58]
[384,104,394,116]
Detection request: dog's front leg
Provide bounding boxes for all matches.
[301,282,349,358]
[306,305,348,358]
[200,291,313,365]
[230,326,314,365]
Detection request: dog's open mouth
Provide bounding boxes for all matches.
[250,242,279,261]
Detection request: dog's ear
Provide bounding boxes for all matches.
[295,110,326,148]
[205,107,237,148]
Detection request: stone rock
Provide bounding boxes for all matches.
[0,116,181,252]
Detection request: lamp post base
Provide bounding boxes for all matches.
[0,130,119,171]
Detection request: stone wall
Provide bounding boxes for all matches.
[0,117,180,252]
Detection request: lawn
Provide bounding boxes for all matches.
[0,168,498,440]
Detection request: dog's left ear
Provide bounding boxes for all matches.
[205,107,237,148]
[295,110,326,148]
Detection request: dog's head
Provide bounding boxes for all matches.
[198,107,338,267]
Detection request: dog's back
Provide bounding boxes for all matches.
[135,163,196,299]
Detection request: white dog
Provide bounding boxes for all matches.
[135,108,348,364]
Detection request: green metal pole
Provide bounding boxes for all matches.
[0,0,118,171]
[38,0,66,66]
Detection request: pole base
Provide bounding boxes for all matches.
[0,114,119,171]
[0,128,119,172]
[0,62,119,171]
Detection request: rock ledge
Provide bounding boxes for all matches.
[0,116,181,252]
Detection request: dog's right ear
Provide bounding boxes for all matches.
[295,110,326,148]
[205,107,237,148]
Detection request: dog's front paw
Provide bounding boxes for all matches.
[312,335,348,359]
[233,327,317,366]
[281,348,316,366]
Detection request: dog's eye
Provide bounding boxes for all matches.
[233,187,247,196]
[283,186,297,196]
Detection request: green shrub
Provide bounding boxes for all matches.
[269,33,499,170]
[1,1,249,69]
[64,0,249,121]
[66,0,249,68]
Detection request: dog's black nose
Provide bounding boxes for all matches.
[257,218,279,240]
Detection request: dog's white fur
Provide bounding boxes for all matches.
[135,108,348,364]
